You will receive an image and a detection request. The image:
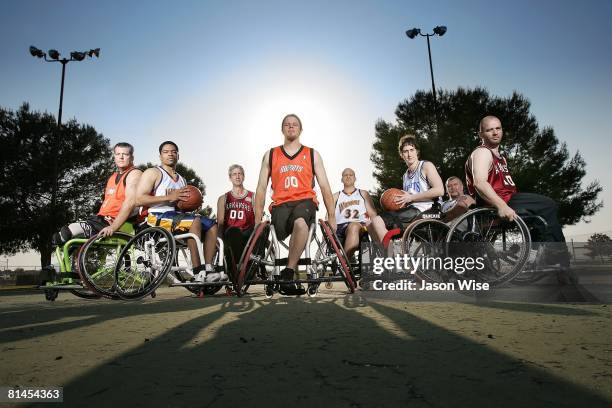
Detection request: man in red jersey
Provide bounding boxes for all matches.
[254,113,336,295]
[466,115,575,283]
[217,164,255,278]
[52,142,142,246]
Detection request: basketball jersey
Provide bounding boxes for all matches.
[98,166,138,218]
[224,190,255,231]
[149,166,187,214]
[465,146,517,203]
[269,145,318,209]
[402,160,434,212]
[335,189,368,224]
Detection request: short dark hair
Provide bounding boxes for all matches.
[282,114,303,131]
[113,142,134,155]
[397,134,419,157]
[159,141,179,153]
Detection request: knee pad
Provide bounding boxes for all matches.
[52,226,74,246]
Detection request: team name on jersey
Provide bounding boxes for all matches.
[338,199,361,212]
[493,161,509,174]
[226,201,252,210]
[406,181,422,192]
[279,164,304,173]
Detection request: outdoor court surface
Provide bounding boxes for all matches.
[1,282,611,407]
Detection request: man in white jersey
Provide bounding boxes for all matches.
[369,135,444,246]
[135,141,221,283]
[333,168,378,259]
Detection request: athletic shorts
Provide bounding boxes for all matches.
[380,206,422,232]
[270,199,316,241]
[147,211,216,234]
[336,222,366,245]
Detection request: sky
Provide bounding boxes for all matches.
[1,0,611,266]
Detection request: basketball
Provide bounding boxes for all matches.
[177,185,203,212]
[380,188,405,212]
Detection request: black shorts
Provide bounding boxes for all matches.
[83,215,112,236]
[380,206,421,232]
[336,222,366,245]
[271,199,316,241]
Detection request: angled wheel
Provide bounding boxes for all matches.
[446,208,530,286]
[402,219,450,283]
[114,227,175,300]
[319,220,356,293]
[235,222,271,296]
[77,232,132,299]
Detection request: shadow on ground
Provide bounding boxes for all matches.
[15,293,610,408]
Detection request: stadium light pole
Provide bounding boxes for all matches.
[405,26,447,108]
[28,46,100,126]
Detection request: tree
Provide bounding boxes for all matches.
[138,162,215,219]
[585,233,612,261]
[371,87,602,225]
[0,103,114,267]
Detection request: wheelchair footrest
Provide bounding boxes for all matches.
[171,282,230,287]
[38,284,86,290]
[246,276,345,285]
[274,258,312,266]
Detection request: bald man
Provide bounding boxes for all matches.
[333,168,378,259]
[465,115,575,283]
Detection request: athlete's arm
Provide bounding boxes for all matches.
[395,161,444,206]
[217,194,226,235]
[254,151,270,223]
[99,169,143,237]
[313,150,336,231]
[361,190,378,218]
[135,168,189,207]
[470,149,517,221]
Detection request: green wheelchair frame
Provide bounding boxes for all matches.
[41,222,135,301]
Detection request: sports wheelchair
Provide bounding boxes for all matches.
[401,205,557,286]
[112,226,233,300]
[234,219,357,298]
[40,223,135,301]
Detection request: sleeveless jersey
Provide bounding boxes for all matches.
[98,166,138,218]
[335,189,368,224]
[465,146,517,203]
[149,166,187,213]
[402,160,434,212]
[224,190,255,231]
[269,145,318,209]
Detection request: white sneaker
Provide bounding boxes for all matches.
[193,271,207,283]
[205,272,221,282]
[219,271,229,281]
[166,273,181,285]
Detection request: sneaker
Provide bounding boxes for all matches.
[193,271,207,283]
[218,271,229,281]
[278,268,306,296]
[166,273,181,285]
[205,272,221,282]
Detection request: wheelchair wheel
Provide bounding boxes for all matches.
[114,227,176,300]
[77,232,132,299]
[446,208,530,286]
[236,222,271,296]
[402,219,450,283]
[319,220,356,293]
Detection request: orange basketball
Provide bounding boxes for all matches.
[380,188,405,212]
[177,185,203,212]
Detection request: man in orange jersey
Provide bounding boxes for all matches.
[254,114,336,295]
[52,142,143,245]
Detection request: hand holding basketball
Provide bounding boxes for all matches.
[176,185,203,212]
[380,188,405,212]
